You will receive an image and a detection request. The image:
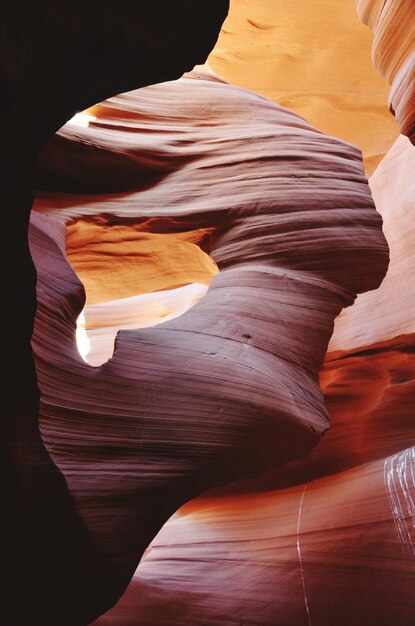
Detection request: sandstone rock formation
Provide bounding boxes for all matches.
[3,1,413,624]
[88,131,415,626]
[356,0,415,142]
[87,20,415,621]
[64,220,217,364]
[31,72,387,625]
[91,455,415,626]
[330,134,415,353]
[78,5,415,618]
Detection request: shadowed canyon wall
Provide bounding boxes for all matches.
[1,2,229,625]
[33,72,390,626]
[89,132,415,626]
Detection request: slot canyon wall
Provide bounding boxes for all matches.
[2,0,415,625]
[1,2,230,625]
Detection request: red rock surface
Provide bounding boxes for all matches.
[88,129,415,626]
[5,1,413,623]
[91,457,415,626]
[330,134,415,353]
[66,221,217,306]
[31,73,388,624]
[88,104,415,626]
[64,221,217,364]
[206,0,399,175]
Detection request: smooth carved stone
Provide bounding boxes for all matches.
[32,73,388,623]
[65,221,218,364]
[266,136,415,495]
[78,283,211,366]
[177,341,415,495]
[65,221,218,306]
[330,135,415,353]
[356,0,415,142]
[91,453,415,626]
[88,129,415,625]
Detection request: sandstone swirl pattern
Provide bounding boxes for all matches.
[32,73,387,623]
[87,34,415,620]
[93,132,415,626]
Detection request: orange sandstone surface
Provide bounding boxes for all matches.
[206,0,399,174]
[66,221,217,306]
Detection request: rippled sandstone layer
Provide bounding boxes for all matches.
[4,1,410,623]
[88,85,415,626]
[89,133,415,626]
[33,72,387,624]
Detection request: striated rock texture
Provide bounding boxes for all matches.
[206,0,399,174]
[89,120,415,626]
[31,73,388,624]
[1,3,229,625]
[90,133,415,626]
[4,1,408,623]
[356,0,415,142]
[65,220,218,364]
[92,457,415,626]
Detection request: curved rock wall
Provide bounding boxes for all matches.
[88,130,415,626]
[4,0,414,624]
[91,457,415,626]
[330,134,415,353]
[1,3,229,625]
[32,73,387,624]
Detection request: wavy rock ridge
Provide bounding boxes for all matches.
[88,4,415,623]
[32,72,387,624]
[97,133,415,626]
[4,0,412,623]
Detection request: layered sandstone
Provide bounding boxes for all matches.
[92,456,415,626]
[90,133,415,626]
[32,73,387,624]
[331,134,415,353]
[4,1,412,624]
